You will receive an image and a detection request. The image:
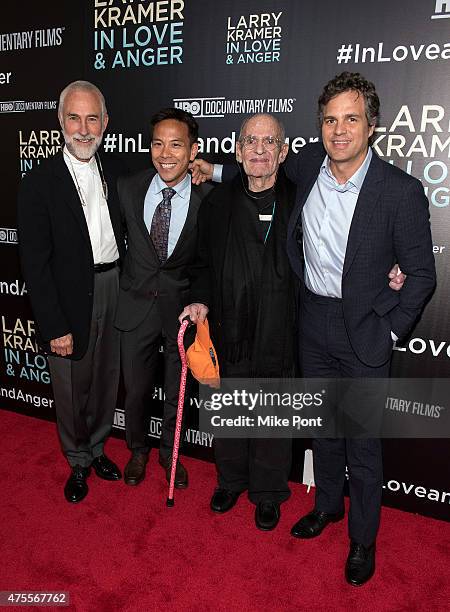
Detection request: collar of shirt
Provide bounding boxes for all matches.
[151,172,191,199]
[321,147,372,194]
[63,145,98,176]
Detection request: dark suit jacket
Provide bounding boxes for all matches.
[17,151,126,360]
[285,142,436,367]
[114,169,212,337]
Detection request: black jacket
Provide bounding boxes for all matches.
[114,168,212,338]
[17,151,126,359]
[189,169,298,376]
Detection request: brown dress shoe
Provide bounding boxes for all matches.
[159,455,188,489]
[124,453,148,486]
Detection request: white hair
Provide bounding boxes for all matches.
[58,80,107,121]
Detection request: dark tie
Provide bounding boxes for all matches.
[149,187,175,263]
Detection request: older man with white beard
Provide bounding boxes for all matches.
[18,80,126,503]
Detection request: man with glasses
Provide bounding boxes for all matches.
[180,113,295,531]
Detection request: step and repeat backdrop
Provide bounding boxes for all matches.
[1,1,449,520]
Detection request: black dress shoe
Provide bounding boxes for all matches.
[64,465,91,503]
[290,508,345,538]
[159,455,188,489]
[92,454,122,481]
[210,488,241,513]
[124,453,148,486]
[345,541,376,586]
[255,501,280,531]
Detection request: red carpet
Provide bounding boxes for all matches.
[0,410,449,612]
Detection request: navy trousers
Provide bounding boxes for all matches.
[299,287,390,546]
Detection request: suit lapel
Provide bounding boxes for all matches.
[287,148,323,242]
[343,153,384,276]
[53,152,91,247]
[132,169,159,258]
[166,181,206,263]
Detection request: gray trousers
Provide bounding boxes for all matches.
[48,267,120,467]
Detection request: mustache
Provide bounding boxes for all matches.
[69,133,97,142]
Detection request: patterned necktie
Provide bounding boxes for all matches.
[149,187,175,263]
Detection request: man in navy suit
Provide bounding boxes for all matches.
[285,72,435,585]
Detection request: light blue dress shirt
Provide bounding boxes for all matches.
[302,148,372,298]
[144,172,191,258]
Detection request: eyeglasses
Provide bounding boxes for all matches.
[239,135,283,150]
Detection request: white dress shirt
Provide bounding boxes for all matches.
[63,146,118,265]
[302,149,372,298]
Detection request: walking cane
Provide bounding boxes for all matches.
[166,316,191,507]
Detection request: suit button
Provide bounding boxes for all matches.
[88,292,93,296]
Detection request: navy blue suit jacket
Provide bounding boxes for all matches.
[284,142,436,367]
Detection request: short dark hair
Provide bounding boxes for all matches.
[318,72,380,129]
[150,107,198,145]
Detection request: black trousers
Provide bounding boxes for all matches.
[121,304,181,460]
[300,288,390,546]
[48,267,120,468]
[215,438,291,504]
[214,358,292,505]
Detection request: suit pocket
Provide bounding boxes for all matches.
[372,286,400,317]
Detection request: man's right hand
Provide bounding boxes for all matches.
[388,264,406,291]
[179,303,209,324]
[50,333,73,357]
[189,159,214,185]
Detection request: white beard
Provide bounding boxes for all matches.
[63,131,103,161]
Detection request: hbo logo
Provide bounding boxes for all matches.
[0,101,14,112]
[175,100,201,115]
